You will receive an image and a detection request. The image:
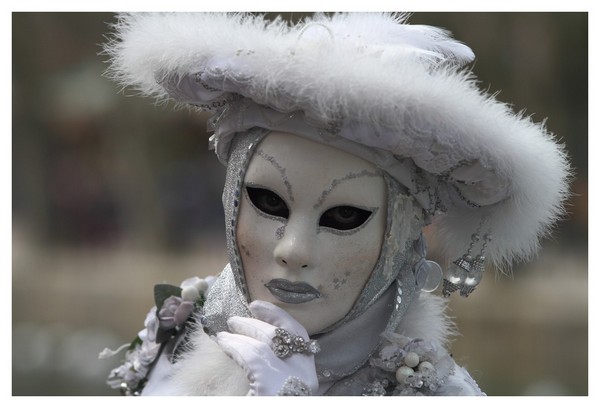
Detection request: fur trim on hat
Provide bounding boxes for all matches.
[104,12,571,269]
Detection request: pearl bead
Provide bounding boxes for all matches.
[181,285,200,302]
[418,361,435,373]
[464,269,483,286]
[445,263,467,284]
[404,351,420,368]
[194,279,209,294]
[395,366,414,384]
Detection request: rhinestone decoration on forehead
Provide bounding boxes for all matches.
[255,149,295,202]
[313,169,383,209]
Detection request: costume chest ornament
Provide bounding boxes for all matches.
[365,333,456,396]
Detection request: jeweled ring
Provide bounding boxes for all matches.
[271,327,320,359]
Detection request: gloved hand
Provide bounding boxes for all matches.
[215,300,319,396]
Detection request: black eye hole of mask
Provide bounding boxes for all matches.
[246,186,372,231]
[246,186,290,219]
[319,206,373,231]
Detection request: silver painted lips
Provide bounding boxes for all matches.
[264,279,321,304]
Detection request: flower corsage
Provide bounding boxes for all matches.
[100,277,212,395]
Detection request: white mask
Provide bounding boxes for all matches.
[236,131,387,334]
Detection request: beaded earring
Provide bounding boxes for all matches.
[442,219,492,298]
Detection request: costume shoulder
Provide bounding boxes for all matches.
[366,292,484,396]
[397,292,457,346]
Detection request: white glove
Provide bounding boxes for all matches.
[215,300,319,396]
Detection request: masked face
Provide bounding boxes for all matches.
[236,131,387,334]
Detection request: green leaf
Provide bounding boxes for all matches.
[128,335,143,351]
[154,284,182,310]
[196,294,206,309]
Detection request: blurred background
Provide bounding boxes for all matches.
[12,12,587,396]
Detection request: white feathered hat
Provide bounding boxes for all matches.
[104,12,570,278]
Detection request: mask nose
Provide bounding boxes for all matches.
[273,218,315,271]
